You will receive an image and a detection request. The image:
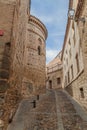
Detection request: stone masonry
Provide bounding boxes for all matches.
[62,0,87,110]
[46,52,62,89]
[0,0,30,129]
[22,15,47,97]
[0,0,48,129]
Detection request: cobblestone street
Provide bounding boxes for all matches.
[7,89,87,130]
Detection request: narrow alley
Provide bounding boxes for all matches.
[1,0,87,130]
[7,89,87,130]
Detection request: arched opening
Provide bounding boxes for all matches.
[38,46,41,55]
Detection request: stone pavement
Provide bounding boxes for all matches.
[54,89,87,130]
[7,89,87,130]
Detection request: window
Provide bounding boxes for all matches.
[72,22,74,30]
[65,76,67,86]
[79,38,82,54]
[80,88,84,98]
[69,39,71,45]
[68,71,70,83]
[38,46,41,55]
[73,31,75,45]
[57,77,61,84]
[72,22,76,45]
[76,54,80,73]
[71,65,74,79]
[6,42,11,47]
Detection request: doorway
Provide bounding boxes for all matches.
[49,80,52,89]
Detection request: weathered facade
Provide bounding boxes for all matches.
[22,15,47,97]
[0,0,48,128]
[0,0,30,129]
[46,52,62,89]
[62,0,87,110]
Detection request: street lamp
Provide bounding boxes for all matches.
[68,8,85,23]
[68,8,75,20]
[0,120,4,130]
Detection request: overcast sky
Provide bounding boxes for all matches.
[30,0,69,64]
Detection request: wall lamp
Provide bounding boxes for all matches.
[68,8,85,23]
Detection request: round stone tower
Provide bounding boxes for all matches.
[22,15,48,97]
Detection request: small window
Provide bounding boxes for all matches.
[69,39,71,45]
[38,46,41,55]
[65,75,67,86]
[76,53,80,73]
[72,22,74,30]
[6,42,11,47]
[68,71,70,83]
[71,65,74,79]
[80,88,84,98]
[73,31,75,45]
[57,77,61,84]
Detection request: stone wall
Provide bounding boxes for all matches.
[46,52,63,90]
[46,68,63,89]
[0,0,15,95]
[22,15,47,97]
[0,1,15,129]
[71,0,87,109]
[0,0,30,129]
[62,0,87,110]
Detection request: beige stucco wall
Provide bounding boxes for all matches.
[62,0,87,109]
[63,20,84,88]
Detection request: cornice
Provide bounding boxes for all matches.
[29,15,48,40]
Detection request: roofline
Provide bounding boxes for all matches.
[29,15,48,40]
[61,0,73,60]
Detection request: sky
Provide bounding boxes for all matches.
[30,0,69,64]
